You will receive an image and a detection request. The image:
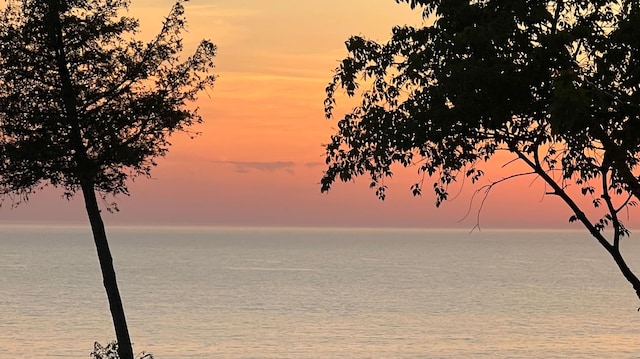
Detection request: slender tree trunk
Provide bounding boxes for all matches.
[608,247,640,300]
[517,149,640,302]
[81,181,134,359]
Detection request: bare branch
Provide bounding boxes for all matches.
[460,170,537,231]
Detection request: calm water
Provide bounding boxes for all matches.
[1,225,640,358]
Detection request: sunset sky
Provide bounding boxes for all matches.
[0,0,633,229]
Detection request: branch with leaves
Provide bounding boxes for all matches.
[321,0,640,303]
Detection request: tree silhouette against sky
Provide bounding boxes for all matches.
[0,0,216,357]
[322,0,640,302]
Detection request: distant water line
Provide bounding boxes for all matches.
[1,225,639,358]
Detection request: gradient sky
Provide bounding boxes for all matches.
[0,0,635,229]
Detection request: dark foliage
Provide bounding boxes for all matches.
[0,1,215,358]
[91,342,153,359]
[322,0,640,301]
[0,0,216,201]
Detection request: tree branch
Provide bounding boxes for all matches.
[516,148,640,301]
[601,167,622,248]
[462,170,537,232]
[515,148,612,249]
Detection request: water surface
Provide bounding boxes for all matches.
[1,226,639,358]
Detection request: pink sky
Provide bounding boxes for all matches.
[1,0,635,229]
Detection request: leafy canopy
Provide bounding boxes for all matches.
[0,0,216,200]
[322,0,640,300]
[323,0,640,206]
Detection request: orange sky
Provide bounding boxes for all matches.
[1,0,635,229]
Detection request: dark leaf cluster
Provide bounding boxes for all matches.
[90,341,153,359]
[322,0,640,301]
[0,0,216,201]
[322,0,640,211]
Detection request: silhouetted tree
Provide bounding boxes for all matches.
[0,0,215,358]
[322,0,640,302]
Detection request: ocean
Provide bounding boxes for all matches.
[1,225,639,358]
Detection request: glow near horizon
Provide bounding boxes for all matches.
[0,0,635,229]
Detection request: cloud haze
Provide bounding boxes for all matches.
[216,160,296,174]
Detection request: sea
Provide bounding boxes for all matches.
[1,225,640,358]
